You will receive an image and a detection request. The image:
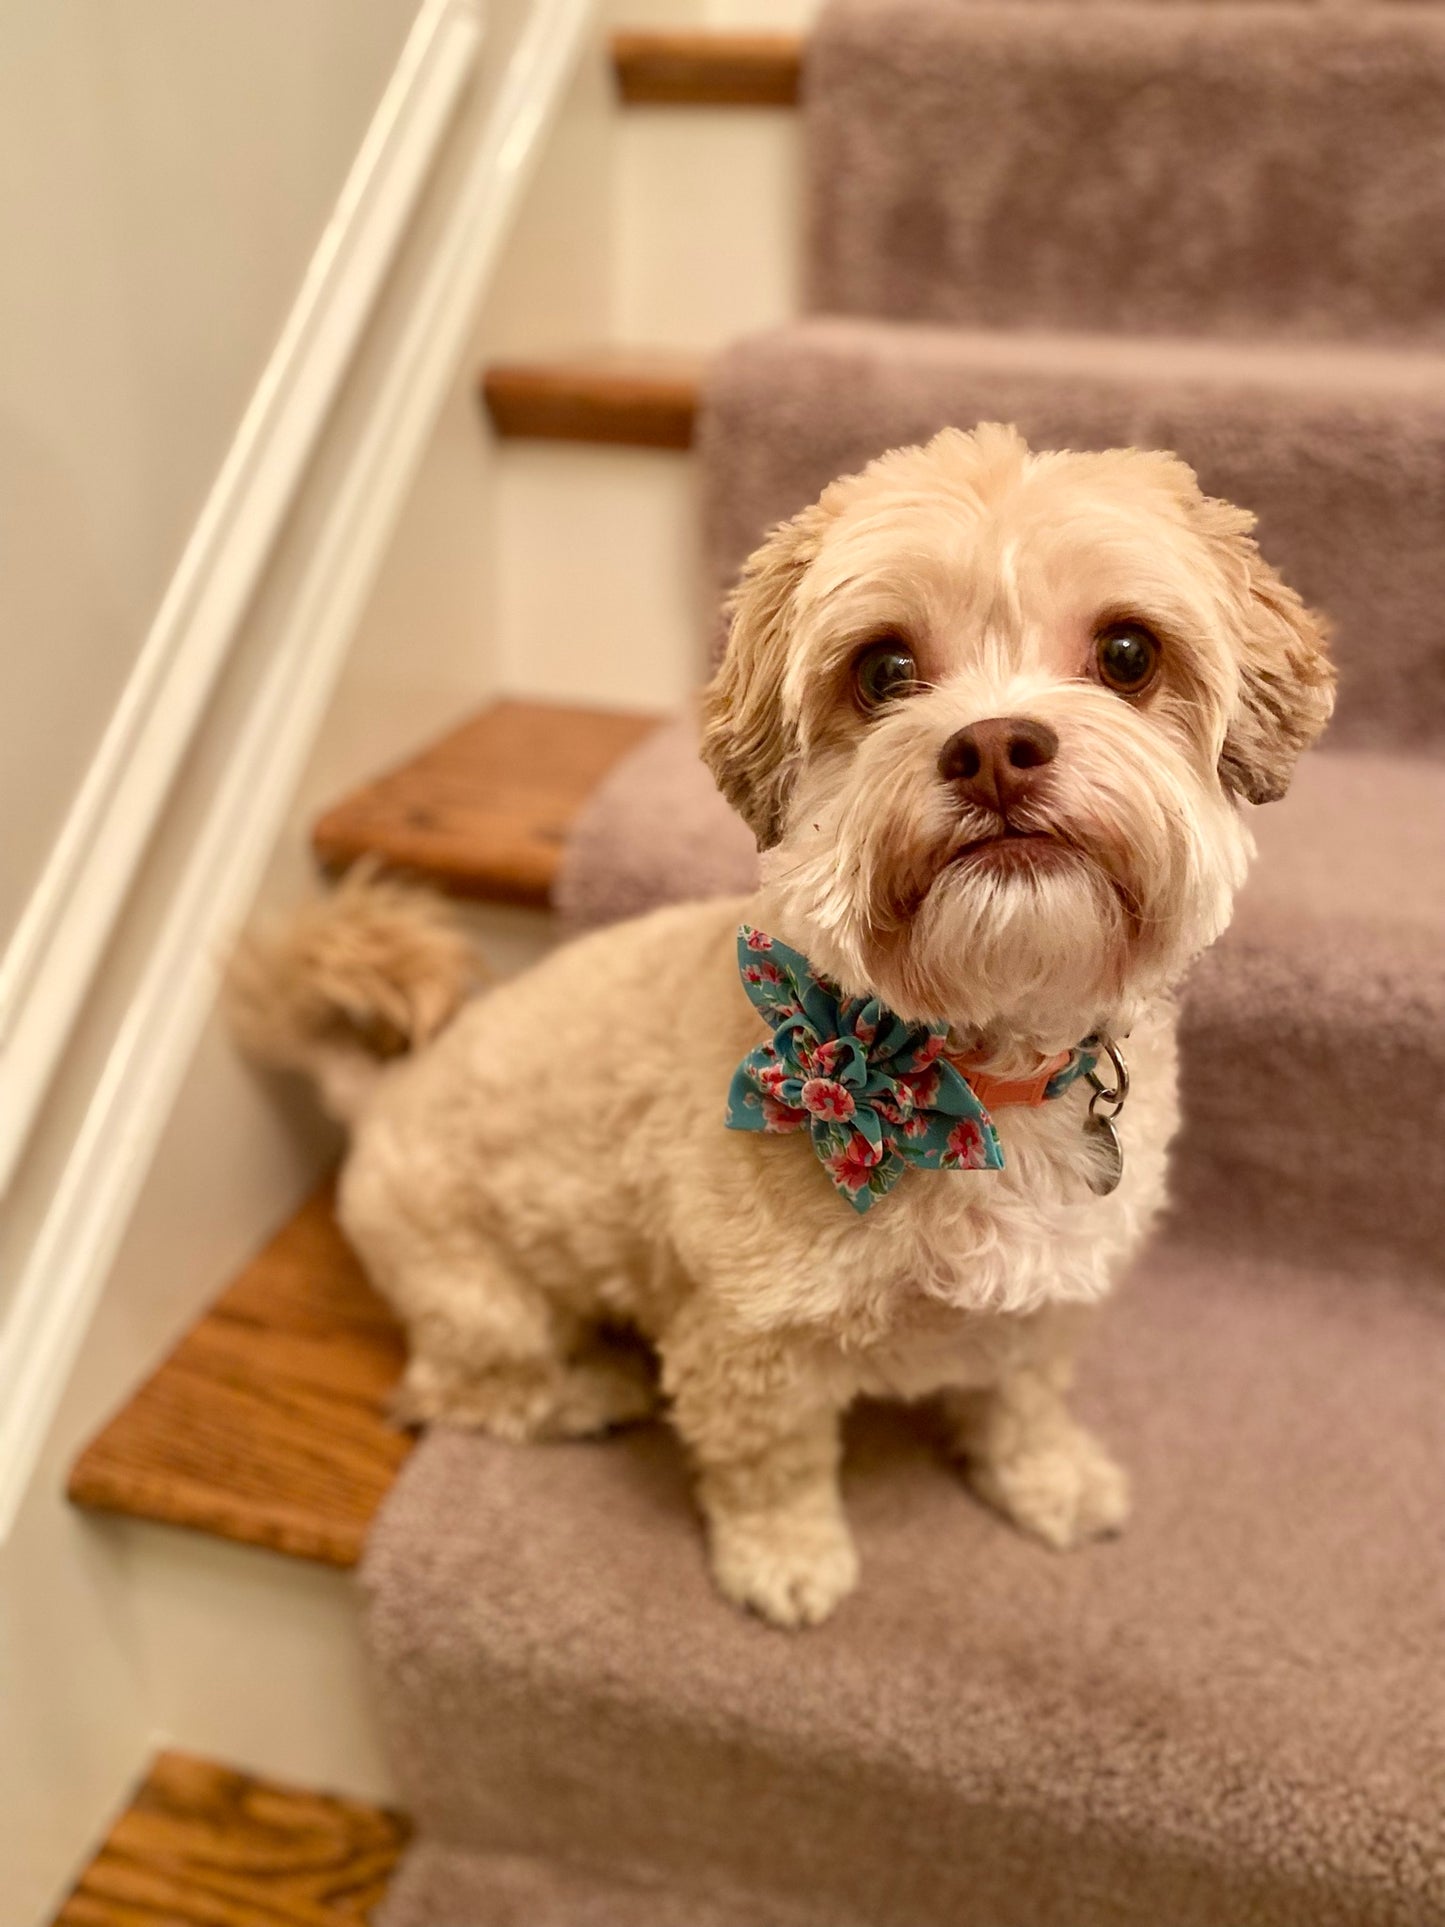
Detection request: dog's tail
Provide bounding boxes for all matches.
[226,862,482,1126]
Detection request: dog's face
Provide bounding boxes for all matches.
[702,425,1334,1054]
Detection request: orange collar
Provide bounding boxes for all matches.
[946,1048,1078,1109]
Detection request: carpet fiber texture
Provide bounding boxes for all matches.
[366,1249,1444,1927]
[808,2,1445,343]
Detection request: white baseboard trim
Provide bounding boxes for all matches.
[0,0,597,1542]
[0,0,482,1197]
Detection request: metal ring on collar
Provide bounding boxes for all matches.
[1086,1034,1130,1118]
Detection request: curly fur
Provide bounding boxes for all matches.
[234,427,1331,1628]
[227,861,481,1123]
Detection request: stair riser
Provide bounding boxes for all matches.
[617,109,800,349]
[702,331,1445,753]
[495,444,705,711]
[811,3,1445,344]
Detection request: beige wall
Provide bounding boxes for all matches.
[0,0,421,948]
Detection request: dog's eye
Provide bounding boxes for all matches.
[853,637,918,710]
[1094,622,1161,696]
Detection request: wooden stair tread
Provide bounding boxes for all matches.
[612,29,803,106]
[481,355,703,449]
[53,1750,407,1926]
[68,1189,407,1568]
[312,698,661,907]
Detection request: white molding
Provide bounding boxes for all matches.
[0,0,483,1198]
[0,0,597,1540]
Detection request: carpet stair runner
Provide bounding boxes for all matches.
[364,3,1445,1921]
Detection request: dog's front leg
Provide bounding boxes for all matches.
[663,1310,856,1629]
[940,1351,1130,1551]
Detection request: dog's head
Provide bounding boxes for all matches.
[702,425,1334,1053]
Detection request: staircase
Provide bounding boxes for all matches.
[64,10,1443,1926]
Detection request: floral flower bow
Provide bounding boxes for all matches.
[725,925,1009,1213]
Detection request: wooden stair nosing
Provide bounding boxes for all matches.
[67,1187,407,1569]
[312,698,660,908]
[481,358,702,450]
[611,29,804,107]
[52,1750,408,1927]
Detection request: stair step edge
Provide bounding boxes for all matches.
[481,358,704,450]
[611,30,804,108]
[312,699,663,910]
[51,1749,407,1926]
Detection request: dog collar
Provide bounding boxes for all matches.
[725,926,1101,1213]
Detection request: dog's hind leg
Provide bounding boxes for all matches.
[340,1181,656,1440]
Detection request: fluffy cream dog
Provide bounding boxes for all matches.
[233,424,1333,1628]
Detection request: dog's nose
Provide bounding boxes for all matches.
[937,717,1059,815]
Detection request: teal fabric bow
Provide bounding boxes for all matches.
[725,925,1008,1213]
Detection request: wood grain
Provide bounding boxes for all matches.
[481,356,702,449]
[53,1750,408,1927]
[612,30,803,106]
[68,1189,409,1567]
[311,699,660,908]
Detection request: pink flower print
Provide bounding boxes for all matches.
[912,1033,946,1070]
[801,1078,855,1123]
[756,1061,788,1097]
[745,929,774,950]
[853,1014,878,1047]
[811,1037,842,1077]
[901,1113,930,1140]
[901,1066,941,1110]
[945,1117,987,1166]
[757,961,784,984]
[822,1131,883,1195]
[873,1095,905,1126]
[762,1095,808,1133]
[743,963,764,985]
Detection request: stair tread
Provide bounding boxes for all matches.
[363,1243,1443,1924]
[771,312,1445,395]
[611,29,803,107]
[52,1750,406,1926]
[68,1189,406,1567]
[477,322,1445,450]
[312,698,662,908]
[482,355,704,449]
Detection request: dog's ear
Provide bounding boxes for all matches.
[1191,492,1336,805]
[701,502,828,849]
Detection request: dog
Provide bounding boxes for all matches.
[231,424,1333,1628]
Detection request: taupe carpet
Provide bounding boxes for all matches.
[367,1250,1445,1926]
[367,0,1445,1919]
[808,2,1445,343]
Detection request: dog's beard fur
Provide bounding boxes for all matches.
[762,667,1250,1062]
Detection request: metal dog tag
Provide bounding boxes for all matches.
[1083,1035,1129,1197]
[1083,1111,1125,1196]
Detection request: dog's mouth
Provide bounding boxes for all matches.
[947,826,1078,874]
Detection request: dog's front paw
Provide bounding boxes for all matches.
[708,1505,859,1629]
[966,1426,1130,1550]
